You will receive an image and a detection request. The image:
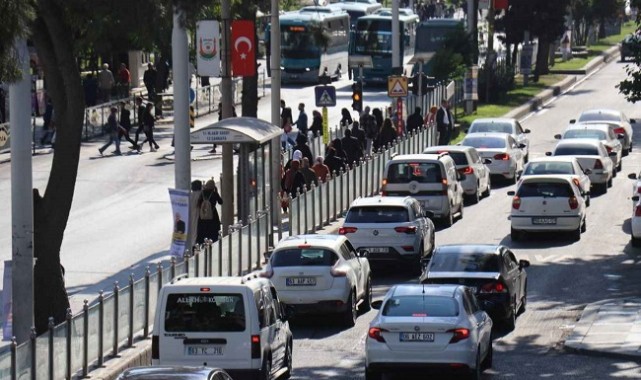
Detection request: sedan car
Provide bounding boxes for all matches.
[365,284,493,380]
[459,132,526,183]
[571,109,635,155]
[508,175,587,241]
[340,196,435,270]
[419,245,528,330]
[423,145,492,203]
[117,366,233,380]
[626,172,641,247]
[262,234,371,326]
[466,117,531,162]
[555,122,623,172]
[547,139,616,193]
[520,156,592,206]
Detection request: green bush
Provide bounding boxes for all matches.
[478,61,515,103]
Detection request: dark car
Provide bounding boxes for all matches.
[620,33,641,62]
[419,244,529,330]
[117,366,233,380]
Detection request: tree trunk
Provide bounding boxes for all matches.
[31,0,85,334]
[534,39,551,81]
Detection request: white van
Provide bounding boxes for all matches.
[152,276,293,380]
[382,153,465,226]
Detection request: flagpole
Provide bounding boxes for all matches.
[221,0,235,233]
[270,0,282,244]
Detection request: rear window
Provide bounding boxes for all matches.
[578,113,620,122]
[461,137,506,149]
[164,293,245,332]
[425,151,468,165]
[469,122,513,134]
[271,248,338,267]
[345,206,409,223]
[523,162,574,175]
[517,182,572,197]
[387,162,442,183]
[429,251,500,272]
[554,146,598,156]
[563,129,607,140]
[382,295,458,317]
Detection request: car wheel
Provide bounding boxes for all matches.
[504,307,516,331]
[482,180,491,198]
[572,225,582,241]
[608,177,613,188]
[342,289,357,327]
[518,283,527,315]
[624,146,630,157]
[468,349,482,380]
[581,216,587,233]
[458,202,464,220]
[443,210,454,227]
[524,153,529,164]
[511,227,522,242]
[632,236,641,248]
[282,341,293,379]
[365,367,382,380]
[481,341,493,370]
[362,277,372,312]
[586,195,590,207]
[261,356,272,380]
[617,160,623,172]
[468,184,480,204]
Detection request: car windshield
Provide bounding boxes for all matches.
[271,248,338,267]
[387,162,442,183]
[563,129,607,140]
[461,137,506,149]
[517,182,572,197]
[164,293,245,332]
[382,295,458,317]
[429,251,500,272]
[345,206,409,223]
[578,112,620,122]
[523,162,574,175]
[469,122,513,134]
[554,146,599,156]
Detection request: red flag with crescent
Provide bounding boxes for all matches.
[231,20,256,77]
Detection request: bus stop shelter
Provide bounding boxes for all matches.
[190,117,282,226]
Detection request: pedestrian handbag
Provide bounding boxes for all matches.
[283,119,292,134]
[280,191,290,209]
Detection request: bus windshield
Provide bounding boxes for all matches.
[281,27,321,58]
[354,31,392,54]
[416,28,452,52]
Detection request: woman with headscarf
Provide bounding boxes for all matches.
[196,180,223,244]
[310,110,323,137]
[374,118,398,152]
[340,107,353,128]
[330,138,347,162]
[284,149,303,171]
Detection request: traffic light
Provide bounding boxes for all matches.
[411,73,435,95]
[351,82,363,112]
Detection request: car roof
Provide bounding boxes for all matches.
[389,153,451,162]
[566,123,613,131]
[119,366,222,379]
[519,175,575,184]
[462,132,511,140]
[390,284,461,298]
[424,145,473,154]
[164,276,265,288]
[349,196,414,208]
[526,156,578,164]
[276,234,346,250]
[434,244,502,256]
[470,118,516,125]
[580,109,621,117]
[555,138,603,147]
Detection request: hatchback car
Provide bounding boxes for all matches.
[459,132,526,183]
[508,175,587,241]
[520,156,592,206]
[571,109,635,155]
[626,172,641,247]
[262,234,371,326]
[365,284,492,380]
[420,245,528,330]
[423,145,492,204]
[340,196,435,269]
[555,123,623,172]
[117,366,233,380]
[467,117,531,162]
[547,139,616,193]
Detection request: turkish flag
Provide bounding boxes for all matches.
[494,0,508,10]
[231,20,256,77]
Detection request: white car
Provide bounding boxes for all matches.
[546,139,616,193]
[365,284,493,380]
[571,109,635,155]
[508,175,587,241]
[520,156,592,206]
[423,145,492,204]
[467,117,531,162]
[555,122,623,172]
[262,234,371,326]
[340,196,435,269]
[459,132,526,183]
[626,172,641,247]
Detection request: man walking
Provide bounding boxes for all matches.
[436,100,453,145]
[119,101,138,150]
[294,102,308,137]
[99,107,125,155]
[134,97,147,149]
[143,63,157,104]
[98,63,114,103]
[117,63,131,99]
[406,107,424,135]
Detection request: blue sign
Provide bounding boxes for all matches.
[189,88,196,104]
[314,86,336,107]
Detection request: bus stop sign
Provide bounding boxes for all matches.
[314,85,337,107]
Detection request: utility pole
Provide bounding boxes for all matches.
[392,0,400,70]
[270,0,282,244]
[10,39,34,344]
[221,0,235,233]
[172,6,191,191]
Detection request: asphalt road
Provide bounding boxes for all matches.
[286,61,641,378]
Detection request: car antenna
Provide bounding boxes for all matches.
[422,283,425,294]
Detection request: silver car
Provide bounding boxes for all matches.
[571,109,635,155]
[459,133,526,183]
[117,366,233,380]
[467,117,531,162]
[520,156,592,206]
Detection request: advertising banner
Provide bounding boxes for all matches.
[196,21,221,77]
[169,189,191,257]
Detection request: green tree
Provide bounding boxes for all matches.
[618,0,641,102]
[430,26,474,81]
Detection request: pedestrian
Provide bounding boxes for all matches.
[406,106,424,135]
[197,180,223,244]
[119,101,138,149]
[156,59,170,93]
[340,107,353,128]
[280,99,286,120]
[310,110,323,137]
[98,107,125,155]
[294,102,308,137]
[294,133,314,164]
[375,118,397,152]
[281,106,296,149]
[300,157,319,190]
[351,120,366,151]
[97,63,115,103]
[324,147,345,176]
[372,107,383,131]
[436,99,453,145]
[143,102,160,152]
[360,106,378,155]
[424,105,438,127]
[561,33,572,61]
[281,159,306,198]
[143,63,157,103]
[83,73,98,107]
[40,97,54,145]
[284,149,303,171]
[117,63,131,99]
[330,138,347,163]
[189,179,203,249]
[341,128,363,167]
[134,96,146,149]
[312,156,330,182]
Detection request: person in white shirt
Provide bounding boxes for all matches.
[436,99,453,145]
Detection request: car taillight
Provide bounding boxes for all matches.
[606,146,613,154]
[458,166,474,175]
[512,196,521,210]
[330,264,348,277]
[394,226,417,234]
[339,226,358,235]
[636,205,641,217]
[447,328,470,343]
[593,159,603,169]
[572,178,580,187]
[442,178,448,195]
[614,127,625,135]
[152,335,159,359]
[251,335,261,359]
[381,179,387,196]
[480,281,508,293]
[368,327,387,342]
[259,267,273,278]
[569,196,579,210]
[494,153,510,160]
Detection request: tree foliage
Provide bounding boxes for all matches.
[618,0,641,102]
[430,26,474,81]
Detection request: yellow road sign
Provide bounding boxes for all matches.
[388,76,408,97]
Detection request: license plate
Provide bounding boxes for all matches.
[186,346,223,356]
[365,247,389,253]
[532,217,556,225]
[286,277,316,286]
[400,332,435,342]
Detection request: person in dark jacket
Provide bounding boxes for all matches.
[310,110,323,137]
[294,133,314,164]
[300,157,319,189]
[324,147,345,176]
[119,101,138,149]
[330,138,347,162]
[134,97,147,149]
[341,128,363,166]
[340,107,353,127]
[196,180,223,244]
[281,160,306,197]
[375,118,397,152]
[406,107,424,135]
[142,103,159,152]
[351,121,366,151]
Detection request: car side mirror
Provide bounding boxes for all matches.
[524,129,531,133]
[264,249,274,261]
[519,259,530,269]
[423,210,434,219]
[457,172,465,181]
[569,119,576,124]
[507,190,516,196]
[617,133,625,139]
[629,173,638,180]
[584,168,592,175]
[545,152,552,156]
[371,300,383,310]
[631,119,636,124]
[554,134,562,140]
[609,151,618,157]
[483,158,492,164]
[357,249,369,258]
[519,143,527,149]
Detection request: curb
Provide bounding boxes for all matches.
[549,45,620,75]
[503,75,578,120]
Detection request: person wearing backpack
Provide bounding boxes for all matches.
[196,180,223,244]
[360,106,378,156]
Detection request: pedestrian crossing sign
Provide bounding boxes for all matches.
[388,76,408,97]
[314,85,337,107]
